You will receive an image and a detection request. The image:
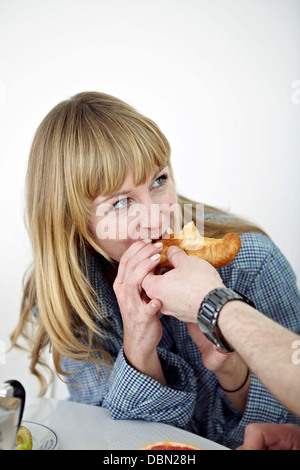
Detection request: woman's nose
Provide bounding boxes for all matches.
[139,201,162,236]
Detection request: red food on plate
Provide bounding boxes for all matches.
[139,440,202,450]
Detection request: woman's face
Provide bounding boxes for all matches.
[89,165,177,262]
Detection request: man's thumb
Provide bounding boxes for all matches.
[142,270,155,295]
[166,245,189,267]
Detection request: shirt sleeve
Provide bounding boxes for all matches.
[60,344,198,429]
[104,347,197,426]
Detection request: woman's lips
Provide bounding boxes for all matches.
[151,229,172,242]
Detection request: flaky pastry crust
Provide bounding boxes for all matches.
[156,222,241,269]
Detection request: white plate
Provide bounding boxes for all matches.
[22,420,60,450]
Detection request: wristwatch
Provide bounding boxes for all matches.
[197,287,255,353]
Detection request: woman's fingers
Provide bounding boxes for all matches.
[116,239,152,283]
[114,240,163,289]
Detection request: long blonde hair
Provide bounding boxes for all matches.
[11,91,265,394]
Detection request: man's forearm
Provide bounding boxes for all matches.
[218,301,300,418]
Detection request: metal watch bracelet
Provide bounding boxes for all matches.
[197,287,255,353]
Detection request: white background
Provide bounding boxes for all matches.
[0,0,299,400]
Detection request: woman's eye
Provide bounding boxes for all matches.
[113,197,128,209]
[152,174,168,188]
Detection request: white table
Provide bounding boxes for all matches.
[22,397,227,450]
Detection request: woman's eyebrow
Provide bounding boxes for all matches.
[94,166,167,205]
[94,188,130,205]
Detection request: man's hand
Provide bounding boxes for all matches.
[142,245,224,323]
[237,423,300,450]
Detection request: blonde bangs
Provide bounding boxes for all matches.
[70,93,172,201]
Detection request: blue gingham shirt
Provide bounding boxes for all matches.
[61,226,300,449]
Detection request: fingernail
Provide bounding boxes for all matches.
[143,238,152,244]
[150,253,161,261]
[154,242,163,248]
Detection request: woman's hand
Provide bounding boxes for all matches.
[187,322,249,415]
[187,322,235,372]
[113,239,166,384]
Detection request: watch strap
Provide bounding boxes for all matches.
[197,287,255,353]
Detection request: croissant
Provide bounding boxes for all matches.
[155,222,241,269]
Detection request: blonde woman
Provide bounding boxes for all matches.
[12,92,300,449]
